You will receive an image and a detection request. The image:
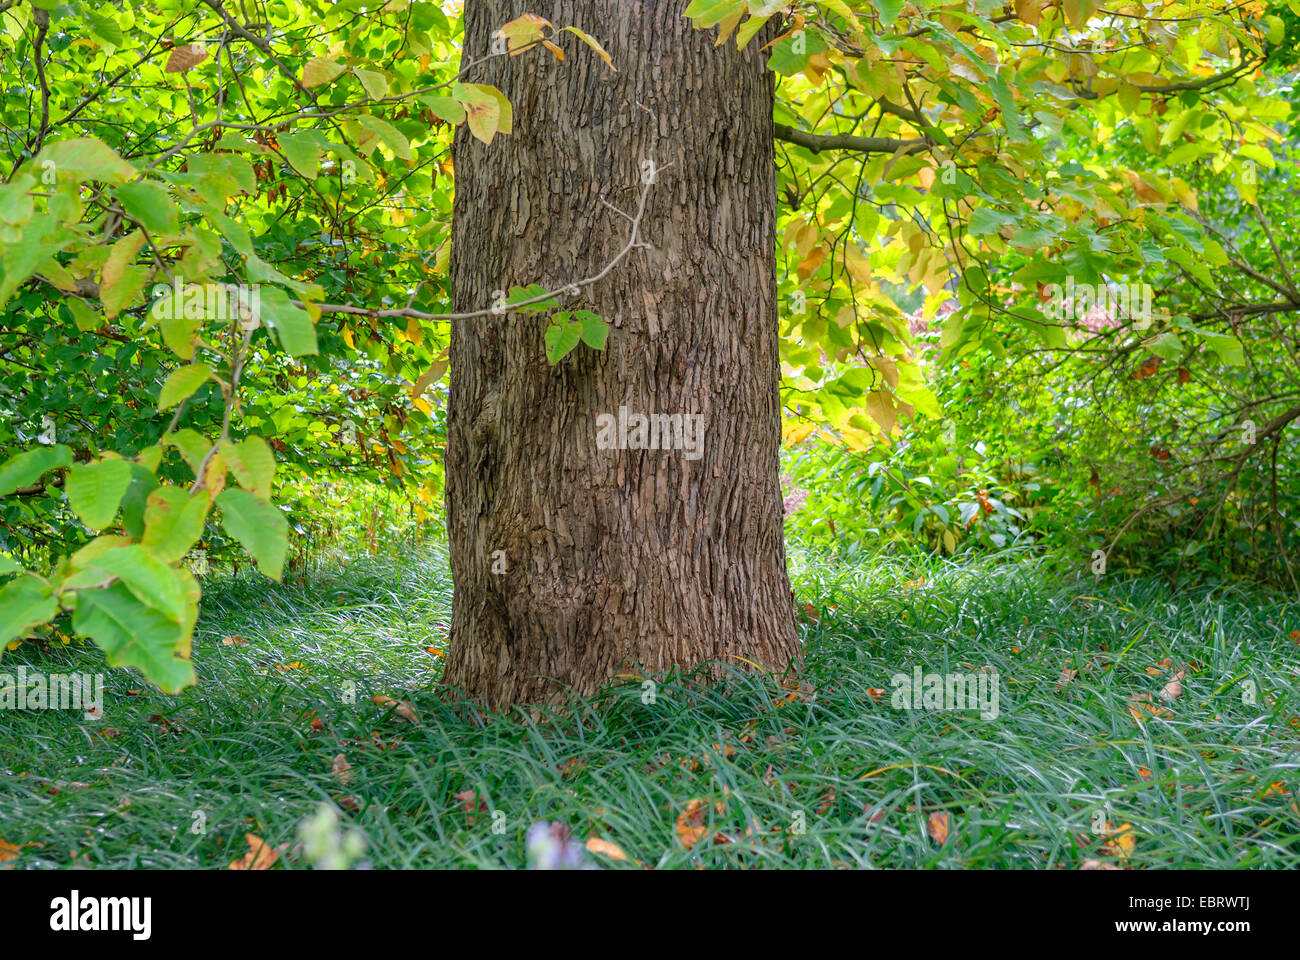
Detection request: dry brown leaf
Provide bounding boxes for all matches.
[1079,858,1122,870]
[331,753,352,785]
[228,833,279,870]
[1158,668,1186,702]
[927,811,951,845]
[165,43,209,74]
[221,635,246,646]
[675,799,708,850]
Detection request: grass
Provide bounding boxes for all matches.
[2,539,1298,868]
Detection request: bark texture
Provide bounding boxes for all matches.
[442,0,799,708]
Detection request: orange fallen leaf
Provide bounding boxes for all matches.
[221,635,246,646]
[372,694,419,723]
[1128,693,1173,724]
[927,811,951,845]
[675,799,708,850]
[1100,822,1136,859]
[1138,766,1153,780]
[866,688,886,701]
[585,836,627,861]
[228,833,279,870]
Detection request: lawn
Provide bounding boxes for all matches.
[2,542,1298,869]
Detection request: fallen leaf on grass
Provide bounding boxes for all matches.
[1127,693,1173,724]
[331,753,352,785]
[1100,822,1136,859]
[675,798,725,851]
[0,839,32,865]
[585,836,627,861]
[221,635,246,646]
[1158,669,1186,702]
[228,834,279,870]
[372,694,419,723]
[455,790,488,826]
[1055,667,1079,691]
[866,688,887,701]
[1079,858,1122,870]
[927,811,951,845]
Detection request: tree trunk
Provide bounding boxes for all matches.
[442,0,799,708]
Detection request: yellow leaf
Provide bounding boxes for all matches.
[405,316,423,346]
[561,26,616,71]
[495,13,551,55]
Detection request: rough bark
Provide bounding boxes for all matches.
[442,0,800,708]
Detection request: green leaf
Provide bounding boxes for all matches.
[0,444,72,497]
[417,95,465,124]
[33,137,137,185]
[67,297,102,332]
[302,57,346,88]
[66,458,133,530]
[221,436,276,500]
[352,67,390,100]
[157,362,214,411]
[968,207,1015,236]
[545,315,583,364]
[278,132,323,179]
[217,488,287,580]
[355,115,411,161]
[141,487,210,564]
[260,286,318,356]
[73,582,195,692]
[67,544,191,623]
[0,574,56,648]
[114,181,178,235]
[577,310,608,350]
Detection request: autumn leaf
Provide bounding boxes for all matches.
[372,694,419,723]
[331,753,352,785]
[1158,669,1186,702]
[675,798,709,850]
[927,811,951,845]
[561,26,616,71]
[228,833,279,870]
[1100,822,1136,859]
[165,43,209,74]
[585,836,627,861]
[495,13,551,55]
